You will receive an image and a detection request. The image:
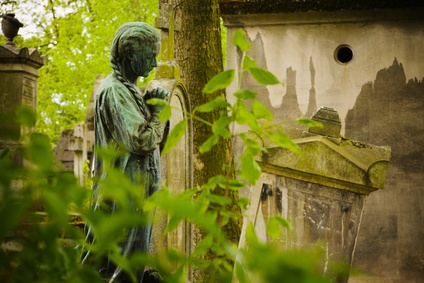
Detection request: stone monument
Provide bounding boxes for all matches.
[149,4,193,278]
[0,13,44,158]
[238,107,391,282]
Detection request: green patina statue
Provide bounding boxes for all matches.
[86,22,169,283]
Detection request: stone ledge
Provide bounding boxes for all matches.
[0,45,45,69]
[219,0,424,15]
[258,134,391,194]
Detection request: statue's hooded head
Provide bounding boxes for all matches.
[110,22,160,79]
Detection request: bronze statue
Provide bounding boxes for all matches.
[87,22,169,282]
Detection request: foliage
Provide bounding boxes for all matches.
[0,1,229,146]
[0,107,96,282]
[0,0,17,13]
[0,29,341,283]
[0,0,158,145]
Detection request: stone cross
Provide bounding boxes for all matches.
[155,3,181,79]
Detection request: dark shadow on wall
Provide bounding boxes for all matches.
[237,31,317,124]
[237,31,273,111]
[345,58,424,280]
[345,58,424,172]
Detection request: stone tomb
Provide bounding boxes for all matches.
[239,107,391,282]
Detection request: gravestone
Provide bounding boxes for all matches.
[147,4,193,279]
[53,75,100,184]
[238,107,391,282]
[0,13,44,160]
[65,76,100,184]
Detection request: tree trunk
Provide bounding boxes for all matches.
[158,0,241,281]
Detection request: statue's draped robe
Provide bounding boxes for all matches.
[92,73,166,282]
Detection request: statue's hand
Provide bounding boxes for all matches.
[145,87,170,114]
[145,87,170,101]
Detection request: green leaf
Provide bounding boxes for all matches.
[161,120,187,156]
[218,256,233,271]
[28,133,53,171]
[0,113,19,140]
[235,261,251,283]
[249,67,280,85]
[245,222,259,247]
[237,197,250,209]
[266,129,301,154]
[219,209,236,226]
[43,190,69,225]
[208,194,232,206]
[252,100,273,120]
[205,176,245,191]
[233,29,251,52]
[296,117,323,128]
[169,264,188,283]
[226,178,246,191]
[234,102,260,132]
[199,134,219,153]
[158,104,171,122]
[212,116,232,138]
[193,234,214,256]
[242,55,256,70]
[240,134,265,156]
[0,200,31,240]
[239,151,261,185]
[165,214,185,234]
[146,98,170,122]
[146,98,168,107]
[194,96,230,113]
[16,105,37,127]
[275,215,292,230]
[233,89,257,100]
[267,216,291,240]
[203,175,227,190]
[91,212,147,252]
[202,70,235,94]
[266,217,282,239]
[180,187,200,199]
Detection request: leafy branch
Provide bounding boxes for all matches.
[147,29,326,282]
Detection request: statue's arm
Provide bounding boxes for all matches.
[100,87,166,154]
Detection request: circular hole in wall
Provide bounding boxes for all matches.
[334,45,354,64]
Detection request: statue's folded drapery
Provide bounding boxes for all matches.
[91,73,166,282]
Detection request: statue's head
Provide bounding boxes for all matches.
[110,22,160,78]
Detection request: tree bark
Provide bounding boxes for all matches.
[158,0,241,281]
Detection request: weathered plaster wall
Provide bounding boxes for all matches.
[225,9,424,126]
[222,7,424,283]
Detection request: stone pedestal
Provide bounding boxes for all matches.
[0,43,44,149]
[239,107,391,282]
